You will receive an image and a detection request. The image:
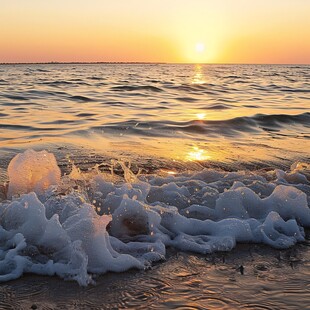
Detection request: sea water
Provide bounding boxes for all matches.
[0,64,309,308]
[0,64,309,173]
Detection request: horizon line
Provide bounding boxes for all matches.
[0,61,309,66]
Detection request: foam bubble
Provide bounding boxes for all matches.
[0,149,309,285]
[7,149,61,198]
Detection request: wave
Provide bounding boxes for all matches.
[88,76,105,81]
[4,94,29,101]
[0,149,309,285]
[91,113,310,138]
[252,112,310,127]
[68,95,94,102]
[0,124,36,131]
[35,68,51,73]
[76,112,98,117]
[100,100,127,106]
[175,97,199,102]
[111,85,163,92]
[202,103,233,110]
[163,83,216,92]
[40,81,74,86]
[39,120,77,125]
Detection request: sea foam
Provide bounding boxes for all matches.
[0,150,309,285]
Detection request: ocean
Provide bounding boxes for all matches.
[0,64,309,309]
[0,64,309,174]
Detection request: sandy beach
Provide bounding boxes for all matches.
[1,239,309,309]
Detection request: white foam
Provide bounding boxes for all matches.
[7,149,61,198]
[0,150,309,285]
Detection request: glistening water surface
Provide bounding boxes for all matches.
[1,244,310,309]
[0,64,309,175]
[0,64,309,309]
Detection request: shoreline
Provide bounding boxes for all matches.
[1,239,309,309]
[1,140,309,187]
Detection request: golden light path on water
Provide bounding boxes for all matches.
[186,146,211,161]
[192,64,206,85]
[184,66,210,162]
[1,63,308,175]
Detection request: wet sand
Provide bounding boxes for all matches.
[1,141,306,186]
[1,236,309,310]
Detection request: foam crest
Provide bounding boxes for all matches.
[0,150,309,285]
[7,149,61,198]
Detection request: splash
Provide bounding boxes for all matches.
[7,149,61,198]
[0,149,309,285]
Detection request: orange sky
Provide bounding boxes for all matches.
[1,0,309,64]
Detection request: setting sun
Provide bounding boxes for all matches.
[195,43,205,53]
[1,0,309,64]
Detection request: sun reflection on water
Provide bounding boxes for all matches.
[196,113,206,120]
[186,146,210,161]
[192,64,205,85]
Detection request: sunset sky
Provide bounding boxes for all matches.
[1,0,309,64]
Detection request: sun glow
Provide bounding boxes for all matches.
[186,147,210,161]
[1,1,310,63]
[184,42,210,64]
[196,113,206,120]
[195,43,205,53]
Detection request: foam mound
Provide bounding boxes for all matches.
[7,149,61,198]
[0,149,309,285]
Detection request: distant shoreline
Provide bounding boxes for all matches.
[0,62,309,65]
[0,62,166,65]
